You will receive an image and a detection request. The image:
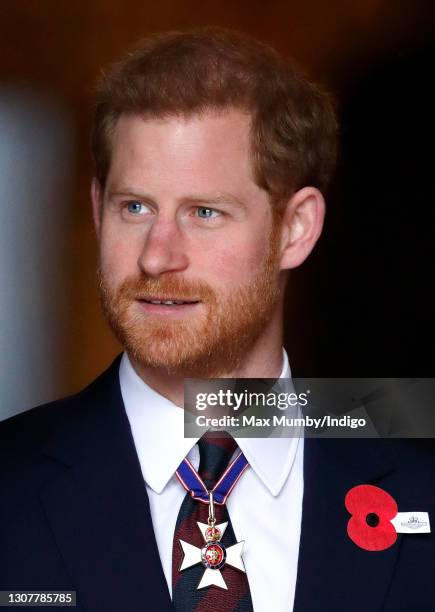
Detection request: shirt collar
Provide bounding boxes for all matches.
[120,349,300,497]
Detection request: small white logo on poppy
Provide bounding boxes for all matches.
[401,515,428,530]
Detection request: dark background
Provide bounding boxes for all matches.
[1,0,434,416]
[288,21,435,376]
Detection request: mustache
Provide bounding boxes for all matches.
[98,270,217,303]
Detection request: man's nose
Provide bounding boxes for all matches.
[137,217,189,277]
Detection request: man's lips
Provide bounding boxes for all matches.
[136,297,201,316]
[137,296,200,305]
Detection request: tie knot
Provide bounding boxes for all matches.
[197,431,238,489]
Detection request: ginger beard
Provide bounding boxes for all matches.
[98,222,282,378]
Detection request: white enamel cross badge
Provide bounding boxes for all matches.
[179,521,246,590]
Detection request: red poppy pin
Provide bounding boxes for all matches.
[345,484,398,551]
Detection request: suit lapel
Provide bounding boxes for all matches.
[39,358,173,612]
[294,438,402,612]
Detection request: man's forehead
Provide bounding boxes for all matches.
[105,109,262,199]
[110,108,253,149]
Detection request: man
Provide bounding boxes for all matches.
[1,27,435,612]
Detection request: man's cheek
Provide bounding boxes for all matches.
[204,243,259,278]
[231,251,269,278]
[101,234,139,268]
[100,251,135,289]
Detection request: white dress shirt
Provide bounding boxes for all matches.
[120,349,303,612]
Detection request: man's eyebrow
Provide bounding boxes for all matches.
[182,193,246,208]
[107,189,157,204]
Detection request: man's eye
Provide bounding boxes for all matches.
[196,207,220,219]
[125,201,147,215]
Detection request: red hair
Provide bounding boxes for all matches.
[91,27,338,205]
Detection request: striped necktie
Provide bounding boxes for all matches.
[172,431,254,611]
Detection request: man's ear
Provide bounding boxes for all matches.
[279,186,325,270]
[91,177,103,238]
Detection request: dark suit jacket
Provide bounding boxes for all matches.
[1,356,435,611]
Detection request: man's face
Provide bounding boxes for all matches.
[95,109,282,377]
